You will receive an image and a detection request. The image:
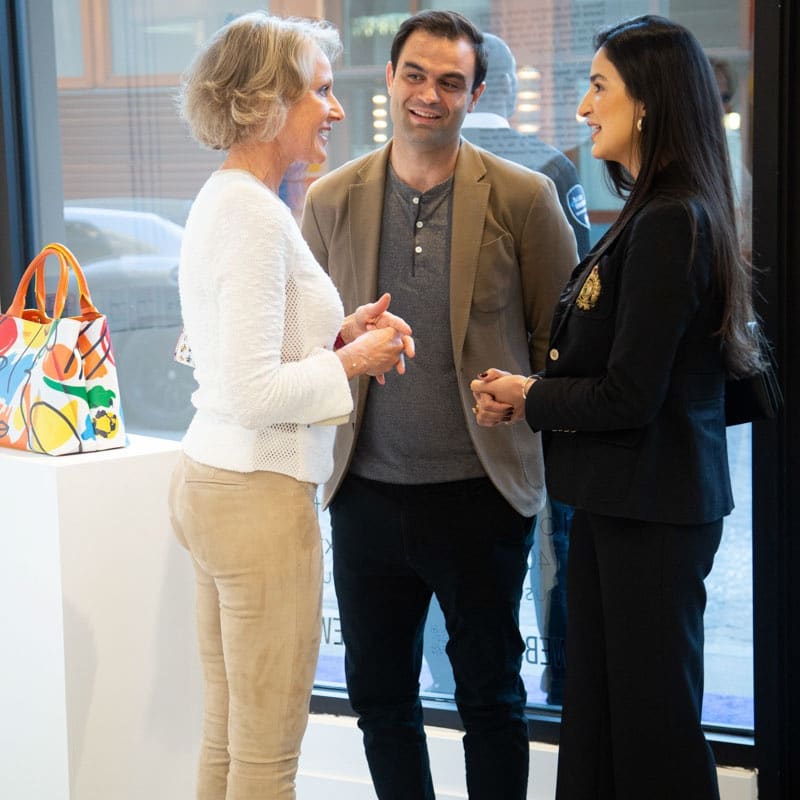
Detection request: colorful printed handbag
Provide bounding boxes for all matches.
[0,243,126,455]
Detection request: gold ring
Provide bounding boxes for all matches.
[472,405,479,415]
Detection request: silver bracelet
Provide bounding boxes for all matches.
[521,375,537,400]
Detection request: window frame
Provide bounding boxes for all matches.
[0,0,29,300]
[749,1,800,797]
[54,0,95,90]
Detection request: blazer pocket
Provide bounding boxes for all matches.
[547,430,640,507]
[581,427,644,448]
[571,255,616,320]
[472,233,515,312]
[578,431,643,504]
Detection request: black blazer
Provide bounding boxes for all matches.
[526,182,734,524]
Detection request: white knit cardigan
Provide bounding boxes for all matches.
[179,169,353,483]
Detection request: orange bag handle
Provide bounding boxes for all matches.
[7,243,99,321]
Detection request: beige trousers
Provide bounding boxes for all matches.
[169,454,323,800]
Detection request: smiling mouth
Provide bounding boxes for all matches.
[410,108,441,121]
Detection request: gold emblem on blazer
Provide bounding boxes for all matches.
[575,264,602,310]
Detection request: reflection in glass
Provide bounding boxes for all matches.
[107,0,233,77]
[53,0,85,78]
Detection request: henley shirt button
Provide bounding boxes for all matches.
[416,221,424,228]
[549,348,560,361]
[412,197,420,205]
[414,246,422,254]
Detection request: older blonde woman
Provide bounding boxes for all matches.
[169,13,413,799]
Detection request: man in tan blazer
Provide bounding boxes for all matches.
[301,11,576,799]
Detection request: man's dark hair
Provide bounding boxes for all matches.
[390,10,487,92]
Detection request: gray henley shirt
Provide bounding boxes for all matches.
[348,164,486,484]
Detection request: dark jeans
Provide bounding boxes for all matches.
[424,498,573,702]
[331,473,534,800]
[556,509,723,800]
[532,498,573,705]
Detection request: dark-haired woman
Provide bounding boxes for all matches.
[470,15,761,800]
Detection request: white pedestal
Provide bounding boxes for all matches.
[0,435,201,800]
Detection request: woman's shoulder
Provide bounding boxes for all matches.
[630,193,706,239]
[194,170,283,209]
[639,165,708,226]
[619,193,713,279]
[202,171,294,227]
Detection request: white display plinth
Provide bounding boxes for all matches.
[0,435,201,800]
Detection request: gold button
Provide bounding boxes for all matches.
[549,348,559,361]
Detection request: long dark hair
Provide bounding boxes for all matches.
[595,15,761,376]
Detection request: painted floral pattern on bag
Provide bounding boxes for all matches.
[0,244,126,455]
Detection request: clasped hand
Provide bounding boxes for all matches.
[339,293,415,383]
[469,369,527,426]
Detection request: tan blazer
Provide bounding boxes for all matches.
[301,139,577,516]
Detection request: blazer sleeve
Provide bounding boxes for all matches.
[526,200,712,431]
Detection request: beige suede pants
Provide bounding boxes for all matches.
[169,454,323,800]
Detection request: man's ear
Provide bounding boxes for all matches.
[468,82,486,112]
[385,60,394,93]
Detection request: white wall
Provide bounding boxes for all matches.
[0,435,198,800]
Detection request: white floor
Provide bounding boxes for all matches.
[298,715,758,800]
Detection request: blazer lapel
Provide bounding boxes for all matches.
[450,142,490,369]
[550,226,619,346]
[346,146,391,307]
[549,252,596,345]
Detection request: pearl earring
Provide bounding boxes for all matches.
[637,118,643,132]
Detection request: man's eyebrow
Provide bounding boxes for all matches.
[399,59,427,73]
[401,59,467,82]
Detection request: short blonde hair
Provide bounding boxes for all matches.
[179,12,342,150]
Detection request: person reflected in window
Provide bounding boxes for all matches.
[462,33,590,256]
[301,10,577,800]
[424,30,589,705]
[471,15,762,800]
[709,56,752,261]
[168,13,412,800]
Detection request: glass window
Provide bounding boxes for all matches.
[50,0,755,732]
[345,1,408,67]
[316,0,756,732]
[106,0,236,78]
[53,0,86,79]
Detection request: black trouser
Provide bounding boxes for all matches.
[331,473,534,800]
[556,509,723,800]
